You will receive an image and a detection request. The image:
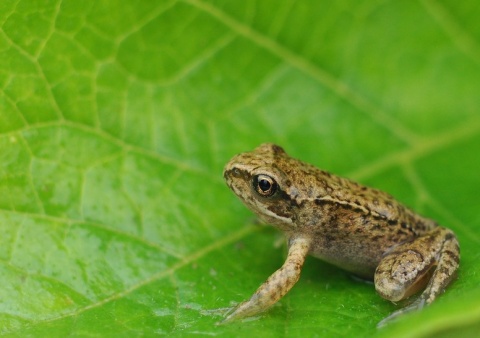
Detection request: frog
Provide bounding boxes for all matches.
[222,143,460,327]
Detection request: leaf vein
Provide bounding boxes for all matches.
[23,224,258,327]
[184,0,420,145]
[421,0,480,66]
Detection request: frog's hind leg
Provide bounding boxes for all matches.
[375,227,460,327]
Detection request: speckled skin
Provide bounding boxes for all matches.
[222,144,460,326]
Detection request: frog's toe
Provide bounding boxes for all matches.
[377,298,426,328]
[201,306,231,318]
[217,305,239,325]
[217,302,251,325]
[218,298,266,324]
[377,309,403,328]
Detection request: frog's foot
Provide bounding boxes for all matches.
[377,298,426,328]
[218,297,264,324]
[201,302,256,325]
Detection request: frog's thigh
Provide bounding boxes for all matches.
[374,227,459,302]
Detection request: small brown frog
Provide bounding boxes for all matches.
[222,144,459,326]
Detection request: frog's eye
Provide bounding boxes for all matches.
[253,174,277,197]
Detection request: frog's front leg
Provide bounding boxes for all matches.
[375,227,460,327]
[221,236,311,323]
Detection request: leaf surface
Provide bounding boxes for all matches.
[1,1,479,337]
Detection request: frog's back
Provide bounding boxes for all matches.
[326,172,436,234]
[276,150,437,236]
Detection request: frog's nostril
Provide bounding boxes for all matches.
[231,168,242,178]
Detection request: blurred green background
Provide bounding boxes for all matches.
[0,0,479,337]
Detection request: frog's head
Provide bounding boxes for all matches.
[224,143,313,230]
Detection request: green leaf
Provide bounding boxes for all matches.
[1,0,479,337]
